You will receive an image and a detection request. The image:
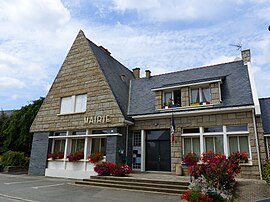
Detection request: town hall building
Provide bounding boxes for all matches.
[28,30,268,180]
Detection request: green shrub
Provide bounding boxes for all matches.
[1,151,29,167]
[263,160,270,184]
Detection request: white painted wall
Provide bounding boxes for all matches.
[45,160,96,179]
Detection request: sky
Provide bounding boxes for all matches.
[0,0,270,110]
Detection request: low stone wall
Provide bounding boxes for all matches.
[3,166,28,173]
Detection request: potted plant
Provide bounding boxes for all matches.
[94,162,116,176]
[88,152,104,164]
[67,151,84,162]
[48,152,64,160]
[111,164,132,176]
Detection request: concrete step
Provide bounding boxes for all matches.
[75,176,189,195]
[90,175,189,186]
[83,178,188,190]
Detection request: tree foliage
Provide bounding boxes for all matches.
[0,97,44,156]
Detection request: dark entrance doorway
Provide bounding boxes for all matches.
[146,130,171,171]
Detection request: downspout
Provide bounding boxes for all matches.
[125,124,129,164]
[252,108,263,180]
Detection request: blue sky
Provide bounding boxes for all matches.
[0,0,270,110]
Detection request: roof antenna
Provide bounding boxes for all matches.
[229,42,242,51]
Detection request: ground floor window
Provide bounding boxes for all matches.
[53,139,65,153]
[266,136,270,159]
[182,125,251,159]
[49,130,111,160]
[229,136,250,157]
[91,138,106,155]
[132,131,141,169]
[71,139,85,153]
[183,137,200,156]
[205,136,224,154]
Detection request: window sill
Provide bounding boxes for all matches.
[57,111,86,116]
[160,104,214,111]
[239,160,253,166]
[47,158,65,161]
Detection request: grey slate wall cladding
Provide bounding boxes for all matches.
[106,136,117,163]
[28,132,50,176]
[106,127,127,164]
[259,98,270,134]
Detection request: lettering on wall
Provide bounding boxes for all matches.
[84,115,111,124]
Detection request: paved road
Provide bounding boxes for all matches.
[0,174,180,202]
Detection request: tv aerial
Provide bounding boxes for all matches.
[229,42,242,51]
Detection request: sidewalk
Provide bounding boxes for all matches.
[233,179,270,202]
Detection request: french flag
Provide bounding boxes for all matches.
[171,113,175,143]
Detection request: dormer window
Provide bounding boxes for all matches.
[190,86,211,106]
[163,90,181,109]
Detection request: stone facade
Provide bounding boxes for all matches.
[30,31,126,133]
[181,87,190,107]
[210,82,220,105]
[130,110,266,179]
[154,82,220,109]
[155,91,162,110]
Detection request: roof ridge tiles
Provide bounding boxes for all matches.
[137,60,243,80]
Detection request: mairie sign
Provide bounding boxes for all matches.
[84,115,111,124]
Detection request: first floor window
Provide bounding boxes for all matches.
[60,94,87,114]
[163,90,181,107]
[205,136,224,153]
[183,137,200,156]
[91,138,106,155]
[190,87,211,105]
[229,136,250,157]
[53,139,65,153]
[71,139,85,153]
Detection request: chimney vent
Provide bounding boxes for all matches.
[120,75,125,81]
[241,49,251,64]
[99,46,111,55]
[132,68,140,79]
[145,70,151,79]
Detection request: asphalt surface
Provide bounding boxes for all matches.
[0,174,180,202]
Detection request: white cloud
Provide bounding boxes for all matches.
[0,77,26,89]
[111,0,245,22]
[203,56,237,67]
[0,0,270,109]
[10,94,18,101]
[0,0,70,32]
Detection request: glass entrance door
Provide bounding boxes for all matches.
[146,130,171,171]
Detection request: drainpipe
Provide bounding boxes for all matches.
[125,124,129,163]
[252,108,263,180]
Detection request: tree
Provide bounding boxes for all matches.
[1,97,44,156]
[0,110,9,153]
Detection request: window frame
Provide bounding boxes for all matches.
[91,138,107,156]
[190,86,211,105]
[181,125,251,161]
[182,136,200,156]
[163,89,181,108]
[52,138,66,154]
[60,94,87,114]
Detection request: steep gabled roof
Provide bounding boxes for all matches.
[128,60,254,116]
[259,98,270,134]
[88,40,134,120]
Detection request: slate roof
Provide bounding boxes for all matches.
[1,110,14,117]
[259,98,270,134]
[88,40,134,120]
[128,60,254,116]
